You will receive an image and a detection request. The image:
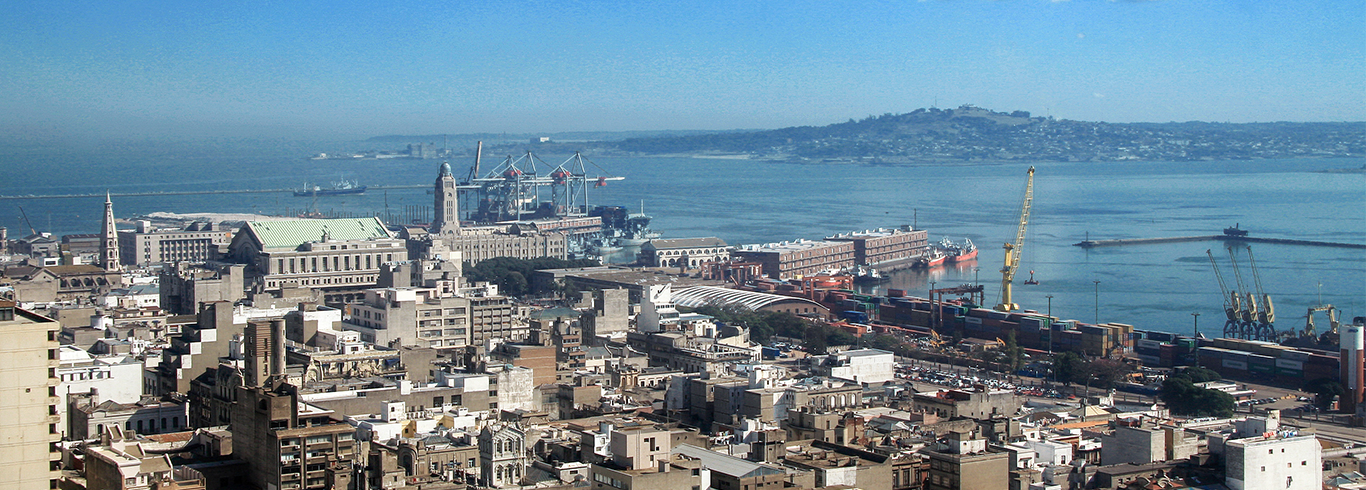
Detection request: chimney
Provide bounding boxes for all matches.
[270,318,286,378]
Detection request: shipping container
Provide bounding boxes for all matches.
[888,289,905,298]
[1275,367,1303,378]
[1222,359,1248,370]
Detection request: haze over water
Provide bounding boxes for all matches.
[1,139,1361,336]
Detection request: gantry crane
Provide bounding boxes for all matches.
[995,166,1035,312]
[1207,249,1242,338]
[1245,246,1276,338]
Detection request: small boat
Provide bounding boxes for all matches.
[294,179,366,197]
[913,249,947,269]
[852,265,889,284]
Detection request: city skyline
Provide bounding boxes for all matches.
[0,0,1362,140]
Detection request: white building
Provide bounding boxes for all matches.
[636,284,679,333]
[818,348,895,384]
[1222,433,1320,490]
[57,346,145,437]
[1026,439,1073,467]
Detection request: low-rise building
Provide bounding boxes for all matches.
[813,348,895,384]
[640,237,730,268]
[118,220,231,267]
[733,239,856,279]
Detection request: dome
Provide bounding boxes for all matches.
[439,161,452,176]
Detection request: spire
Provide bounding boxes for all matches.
[100,191,121,271]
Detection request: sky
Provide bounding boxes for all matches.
[1,0,1362,140]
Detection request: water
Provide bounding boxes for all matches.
[1,139,1362,335]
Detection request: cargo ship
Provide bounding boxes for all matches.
[294,180,366,197]
[940,238,977,263]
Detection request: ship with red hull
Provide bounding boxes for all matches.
[940,238,977,263]
[912,249,947,269]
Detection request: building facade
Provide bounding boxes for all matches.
[0,301,62,490]
[828,227,930,265]
[118,220,232,267]
[228,217,408,304]
[640,237,730,268]
[733,239,856,279]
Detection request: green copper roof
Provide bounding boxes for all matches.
[245,217,393,250]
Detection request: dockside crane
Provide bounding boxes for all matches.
[1226,247,1257,326]
[995,166,1035,312]
[1206,249,1241,338]
[1304,305,1339,339]
[1245,245,1276,327]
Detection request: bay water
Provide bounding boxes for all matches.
[1,138,1361,336]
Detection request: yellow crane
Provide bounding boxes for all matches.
[995,166,1035,312]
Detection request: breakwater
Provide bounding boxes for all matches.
[1075,235,1366,249]
[0,185,430,200]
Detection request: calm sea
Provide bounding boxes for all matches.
[1,139,1362,335]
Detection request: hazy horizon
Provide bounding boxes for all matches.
[2,1,1362,141]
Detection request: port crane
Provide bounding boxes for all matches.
[1244,246,1277,338]
[1207,249,1244,339]
[995,166,1034,312]
[459,149,624,223]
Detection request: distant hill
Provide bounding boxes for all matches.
[603,106,1365,162]
[368,107,1365,162]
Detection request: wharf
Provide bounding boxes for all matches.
[1075,235,1366,250]
[0,185,429,200]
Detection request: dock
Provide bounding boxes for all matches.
[0,185,430,200]
[1075,235,1366,250]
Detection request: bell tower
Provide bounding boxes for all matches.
[99,192,121,271]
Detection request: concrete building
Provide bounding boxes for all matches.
[227,217,408,304]
[1099,421,1196,466]
[827,226,930,266]
[432,161,459,235]
[56,345,145,436]
[1341,324,1363,413]
[1222,433,1320,490]
[341,284,516,352]
[920,430,1010,490]
[640,237,730,268]
[118,220,231,267]
[672,443,787,490]
[813,348,895,384]
[580,288,630,341]
[0,301,61,490]
[588,452,703,490]
[232,382,357,490]
[67,393,189,440]
[912,386,1022,420]
[83,427,207,490]
[733,239,856,279]
[478,422,529,488]
[158,262,245,315]
[781,439,894,489]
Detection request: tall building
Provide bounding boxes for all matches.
[1341,324,1364,413]
[100,192,121,271]
[921,430,1009,490]
[433,162,459,235]
[118,220,232,267]
[0,301,62,490]
[232,382,356,490]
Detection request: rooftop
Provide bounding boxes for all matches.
[244,217,393,250]
[671,285,824,312]
[673,444,785,479]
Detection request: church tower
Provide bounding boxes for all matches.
[99,192,121,271]
[432,161,459,235]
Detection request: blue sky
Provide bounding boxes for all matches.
[1,0,1362,139]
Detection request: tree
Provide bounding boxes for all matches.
[1305,377,1345,410]
[1161,377,1235,418]
[1053,352,1086,385]
[1176,366,1221,384]
[1089,358,1133,390]
[1004,332,1025,373]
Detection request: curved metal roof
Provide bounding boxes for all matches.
[671,285,824,311]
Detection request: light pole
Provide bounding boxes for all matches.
[930,280,937,331]
[1093,280,1101,324]
[973,267,980,287]
[1192,312,1201,368]
[1046,294,1054,356]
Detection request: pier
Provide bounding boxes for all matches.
[0,185,430,201]
[1075,235,1366,249]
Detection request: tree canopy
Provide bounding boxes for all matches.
[1160,369,1235,418]
[462,257,599,297]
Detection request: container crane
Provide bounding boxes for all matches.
[1226,247,1257,325]
[1206,249,1242,338]
[1245,245,1275,326]
[995,166,1034,312]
